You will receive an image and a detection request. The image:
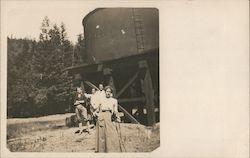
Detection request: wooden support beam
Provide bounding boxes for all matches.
[138,60,148,68]
[103,67,116,96]
[80,74,86,93]
[138,60,156,126]
[116,71,139,98]
[118,104,140,124]
[118,97,145,103]
[103,68,112,75]
[108,76,116,96]
[84,81,99,90]
[142,68,156,126]
[66,50,158,76]
[97,64,103,72]
[81,81,86,93]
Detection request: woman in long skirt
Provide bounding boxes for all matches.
[95,86,123,152]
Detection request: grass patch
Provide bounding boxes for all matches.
[7,119,66,140]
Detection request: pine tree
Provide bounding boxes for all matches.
[74,34,87,65]
[39,16,50,41]
[34,17,74,114]
[7,16,77,117]
[7,38,38,117]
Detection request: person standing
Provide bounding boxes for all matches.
[84,88,100,125]
[95,86,123,152]
[95,83,106,99]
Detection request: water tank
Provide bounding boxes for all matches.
[83,8,159,63]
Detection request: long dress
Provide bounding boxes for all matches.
[96,97,122,152]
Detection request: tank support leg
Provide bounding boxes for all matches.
[103,68,116,96]
[139,60,156,126]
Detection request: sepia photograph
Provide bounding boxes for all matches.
[1,1,249,158]
[5,6,159,153]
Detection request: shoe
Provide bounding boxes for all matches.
[80,129,90,134]
[75,129,80,134]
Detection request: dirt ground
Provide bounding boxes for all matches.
[7,113,160,152]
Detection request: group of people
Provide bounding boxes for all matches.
[73,83,124,152]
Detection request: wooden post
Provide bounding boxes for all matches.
[74,73,81,86]
[103,68,116,96]
[138,60,156,126]
[143,69,156,126]
[80,74,86,93]
[108,76,116,96]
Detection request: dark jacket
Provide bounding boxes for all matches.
[74,92,86,106]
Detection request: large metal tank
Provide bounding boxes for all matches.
[83,8,159,63]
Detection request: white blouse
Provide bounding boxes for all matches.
[100,97,118,113]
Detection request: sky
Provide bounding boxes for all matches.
[6,2,94,43]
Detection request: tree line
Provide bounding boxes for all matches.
[7,16,85,118]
